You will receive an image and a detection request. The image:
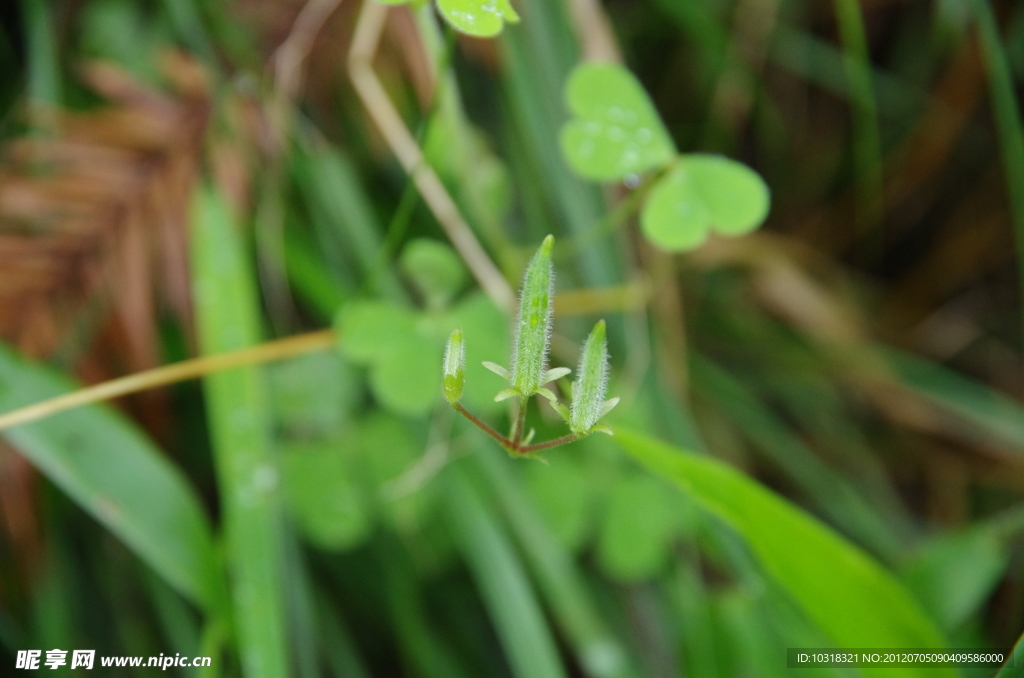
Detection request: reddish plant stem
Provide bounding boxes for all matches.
[453,403,514,451]
[453,402,587,455]
[519,433,582,454]
[511,397,528,447]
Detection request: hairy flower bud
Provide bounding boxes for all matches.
[509,235,554,397]
[570,320,610,434]
[443,328,466,404]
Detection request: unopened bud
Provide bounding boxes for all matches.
[443,328,466,404]
[570,320,610,434]
[510,235,554,397]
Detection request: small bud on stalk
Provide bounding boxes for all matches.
[570,320,616,434]
[509,235,554,399]
[443,328,466,404]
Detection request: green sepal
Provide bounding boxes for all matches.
[542,367,571,383]
[535,387,558,403]
[551,401,571,424]
[494,388,521,402]
[600,396,620,418]
[591,424,614,436]
[482,361,510,379]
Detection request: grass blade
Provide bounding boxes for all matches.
[882,346,1024,457]
[444,462,568,678]
[996,631,1024,677]
[833,0,884,257]
[476,451,641,678]
[971,0,1024,345]
[614,426,953,678]
[190,186,288,677]
[692,355,904,562]
[0,344,220,610]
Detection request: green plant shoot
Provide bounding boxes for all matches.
[569,320,619,435]
[444,236,616,457]
[509,234,555,400]
[444,327,466,404]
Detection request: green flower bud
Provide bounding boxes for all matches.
[510,235,554,397]
[443,328,466,404]
[570,320,610,434]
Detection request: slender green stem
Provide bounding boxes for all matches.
[519,434,582,454]
[512,398,528,447]
[453,402,584,455]
[453,403,514,451]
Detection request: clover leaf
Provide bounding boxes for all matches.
[559,63,772,252]
[436,0,519,37]
[560,63,676,181]
[336,300,441,416]
[640,155,771,252]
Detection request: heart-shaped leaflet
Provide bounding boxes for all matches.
[436,0,520,37]
[560,62,676,181]
[640,155,770,252]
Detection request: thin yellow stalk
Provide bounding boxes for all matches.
[0,329,335,432]
[347,0,514,312]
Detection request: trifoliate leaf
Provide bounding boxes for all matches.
[282,440,371,551]
[370,332,442,416]
[510,235,554,398]
[640,155,770,252]
[337,300,419,364]
[337,300,440,416]
[560,63,676,181]
[269,352,354,438]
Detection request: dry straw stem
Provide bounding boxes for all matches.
[347,0,514,311]
[0,329,335,432]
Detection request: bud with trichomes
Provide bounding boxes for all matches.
[442,235,617,456]
[508,235,554,398]
[569,320,618,434]
[443,328,465,404]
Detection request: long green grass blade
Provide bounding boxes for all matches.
[692,356,903,562]
[882,346,1024,456]
[833,0,884,256]
[444,463,567,678]
[0,344,220,610]
[614,427,952,678]
[996,632,1024,677]
[190,186,288,677]
[20,0,61,106]
[972,0,1024,345]
[476,451,640,678]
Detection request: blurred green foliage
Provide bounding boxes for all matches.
[1,0,1024,677]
